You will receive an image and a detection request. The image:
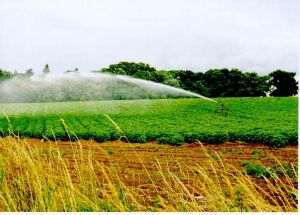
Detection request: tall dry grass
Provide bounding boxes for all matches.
[0,136,297,212]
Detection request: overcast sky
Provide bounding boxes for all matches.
[0,0,299,74]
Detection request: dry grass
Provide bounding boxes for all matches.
[0,136,297,212]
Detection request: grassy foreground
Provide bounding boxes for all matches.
[0,97,298,146]
[0,137,297,212]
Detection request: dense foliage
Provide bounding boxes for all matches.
[269,70,298,96]
[100,62,298,97]
[0,97,297,147]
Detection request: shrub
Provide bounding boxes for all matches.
[242,161,273,178]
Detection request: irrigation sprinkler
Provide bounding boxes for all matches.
[215,101,229,117]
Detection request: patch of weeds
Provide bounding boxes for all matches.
[233,186,248,212]
[153,195,164,209]
[117,186,136,211]
[239,149,244,155]
[0,160,5,186]
[271,162,298,178]
[250,149,262,160]
[235,148,244,155]
[106,148,114,156]
[42,184,56,211]
[242,161,273,178]
[289,188,298,202]
[98,201,117,212]
[78,202,94,212]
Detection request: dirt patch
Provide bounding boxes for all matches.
[16,138,298,167]
[12,138,298,177]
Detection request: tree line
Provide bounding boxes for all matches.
[1,62,298,97]
[100,62,298,97]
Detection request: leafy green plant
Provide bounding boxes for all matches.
[250,149,262,159]
[234,186,247,212]
[242,161,273,178]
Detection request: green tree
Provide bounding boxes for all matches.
[133,70,153,80]
[151,70,181,87]
[101,62,156,78]
[0,69,13,81]
[175,70,209,96]
[238,73,270,97]
[269,70,298,96]
[163,78,181,88]
[204,68,233,97]
[203,68,270,97]
[192,80,209,96]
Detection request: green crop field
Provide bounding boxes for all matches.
[0,97,297,147]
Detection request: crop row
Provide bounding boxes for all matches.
[0,118,297,148]
[0,98,297,147]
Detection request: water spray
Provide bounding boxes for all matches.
[0,72,217,103]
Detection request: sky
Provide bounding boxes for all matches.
[0,0,299,74]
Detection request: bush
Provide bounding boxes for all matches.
[242,161,273,178]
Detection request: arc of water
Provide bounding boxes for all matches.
[0,71,217,103]
[115,74,217,103]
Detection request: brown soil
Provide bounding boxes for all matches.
[26,139,298,166]
[22,139,298,183]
